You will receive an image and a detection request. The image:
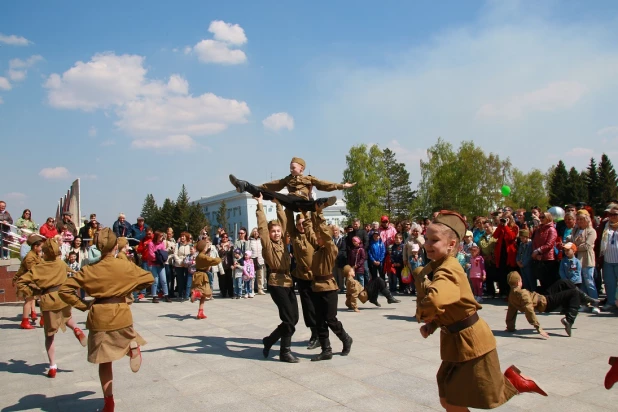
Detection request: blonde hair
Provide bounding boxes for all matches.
[543,212,554,223]
[431,223,459,257]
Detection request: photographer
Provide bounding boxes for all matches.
[493,210,520,297]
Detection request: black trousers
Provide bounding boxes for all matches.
[311,290,344,340]
[367,277,387,302]
[496,264,517,297]
[368,261,384,280]
[218,269,234,297]
[532,260,560,295]
[295,278,317,328]
[545,279,580,324]
[485,261,498,296]
[269,286,299,338]
[239,181,321,212]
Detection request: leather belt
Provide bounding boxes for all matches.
[93,296,127,305]
[313,274,334,281]
[41,285,61,295]
[441,312,479,334]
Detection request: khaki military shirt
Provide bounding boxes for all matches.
[285,208,313,281]
[304,211,338,293]
[196,253,221,271]
[260,174,344,201]
[346,277,363,299]
[13,250,42,284]
[414,256,496,362]
[506,287,547,332]
[17,258,70,312]
[257,202,293,287]
[58,254,154,331]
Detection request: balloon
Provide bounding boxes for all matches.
[500,185,511,197]
[548,206,565,222]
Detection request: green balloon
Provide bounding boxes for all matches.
[501,185,511,196]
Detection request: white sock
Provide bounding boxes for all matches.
[50,364,57,370]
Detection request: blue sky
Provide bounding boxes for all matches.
[1,0,617,226]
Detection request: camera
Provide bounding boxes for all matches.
[500,218,507,224]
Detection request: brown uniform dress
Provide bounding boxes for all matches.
[16,259,74,336]
[414,256,517,409]
[192,253,222,298]
[257,202,293,287]
[58,255,154,364]
[13,250,42,297]
[260,175,344,201]
[304,213,338,293]
[345,277,363,310]
[506,287,547,333]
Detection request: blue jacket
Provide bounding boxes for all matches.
[131,224,149,242]
[517,241,533,267]
[113,220,133,238]
[559,257,582,284]
[368,238,386,263]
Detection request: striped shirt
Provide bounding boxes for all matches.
[605,227,618,264]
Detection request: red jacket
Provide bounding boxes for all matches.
[39,224,58,238]
[531,223,557,261]
[137,238,153,263]
[492,224,519,268]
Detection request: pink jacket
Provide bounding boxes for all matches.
[146,240,166,265]
[531,223,557,261]
[379,224,398,247]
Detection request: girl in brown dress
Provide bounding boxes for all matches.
[59,228,154,412]
[414,211,547,411]
[190,238,222,319]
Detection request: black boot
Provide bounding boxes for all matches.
[562,308,578,337]
[577,289,600,307]
[311,338,333,361]
[382,288,401,304]
[229,174,248,193]
[370,298,381,307]
[279,336,300,363]
[315,196,337,209]
[307,328,320,350]
[262,329,281,359]
[337,332,353,356]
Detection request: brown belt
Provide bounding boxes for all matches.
[441,312,479,334]
[313,274,334,281]
[41,285,61,295]
[93,297,127,305]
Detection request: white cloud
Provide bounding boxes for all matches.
[88,126,97,137]
[131,135,196,150]
[193,40,247,64]
[4,192,27,201]
[389,140,427,165]
[477,81,588,119]
[263,112,295,131]
[0,33,30,46]
[39,167,70,179]
[565,147,594,157]
[183,46,192,55]
[208,20,247,45]
[45,52,251,151]
[7,55,43,82]
[0,77,11,90]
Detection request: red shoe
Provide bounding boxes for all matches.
[20,318,35,330]
[74,327,87,347]
[138,293,144,300]
[605,357,618,389]
[30,311,38,321]
[197,309,207,319]
[129,341,142,373]
[190,290,202,303]
[504,365,547,396]
[47,368,57,378]
[103,395,115,412]
[39,316,44,327]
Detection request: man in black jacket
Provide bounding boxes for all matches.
[78,213,98,244]
[345,218,368,251]
[56,212,78,237]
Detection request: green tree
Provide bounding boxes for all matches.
[140,194,159,228]
[506,168,548,210]
[548,161,569,207]
[157,198,176,231]
[597,154,618,213]
[565,167,588,205]
[187,203,210,239]
[215,200,229,233]
[342,144,388,224]
[171,184,190,235]
[382,148,417,221]
[413,138,511,218]
[585,157,601,213]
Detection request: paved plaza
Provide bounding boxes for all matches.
[1,287,618,412]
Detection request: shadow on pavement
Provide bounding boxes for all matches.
[492,328,568,339]
[157,313,196,322]
[383,314,417,322]
[1,390,97,412]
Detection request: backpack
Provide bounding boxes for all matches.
[155,249,169,266]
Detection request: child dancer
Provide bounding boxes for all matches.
[190,239,222,319]
[16,238,87,378]
[230,156,355,212]
[242,250,255,298]
[469,244,486,302]
[343,265,363,312]
[59,228,154,411]
[13,234,44,329]
[413,211,546,410]
[506,271,598,337]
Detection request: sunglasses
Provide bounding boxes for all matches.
[48,219,55,223]
[238,232,245,235]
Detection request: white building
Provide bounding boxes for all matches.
[192,189,349,238]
